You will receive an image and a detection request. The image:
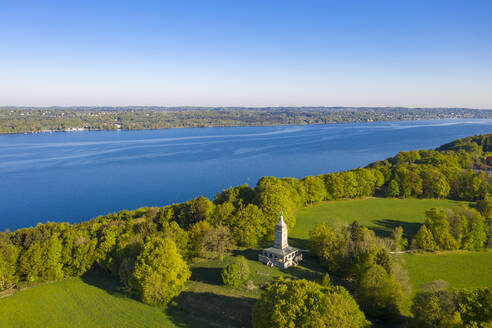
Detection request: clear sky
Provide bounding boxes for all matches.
[1,0,491,108]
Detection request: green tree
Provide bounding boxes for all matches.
[457,287,492,327]
[199,226,235,259]
[355,264,404,319]
[18,242,43,282]
[461,209,488,250]
[0,239,19,290]
[425,208,459,250]
[309,222,346,272]
[162,221,189,258]
[181,196,214,227]
[415,225,438,251]
[230,204,266,247]
[392,226,408,251]
[386,180,400,197]
[41,236,64,280]
[252,278,369,328]
[188,220,211,257]
[131,236,190,305]
[302,176,327,204]
[411,280,462,328]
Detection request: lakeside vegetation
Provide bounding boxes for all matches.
[1,133,491,327]
[1,106,491,134]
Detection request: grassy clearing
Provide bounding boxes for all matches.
[401,250,492,292]
[0,271,175,328]
[292,198,466,241]
[292,198,491,295]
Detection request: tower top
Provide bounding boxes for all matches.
[277,212,287,227]
[274,212,288,249]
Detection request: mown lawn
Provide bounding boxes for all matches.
[401,250,492,293]
[292,198,466,241]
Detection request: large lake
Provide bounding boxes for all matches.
[1,119,491,230]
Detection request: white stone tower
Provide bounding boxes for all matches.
[273,212,288,249]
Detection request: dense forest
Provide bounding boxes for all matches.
[1,134,491,327]
[0,106,491,134]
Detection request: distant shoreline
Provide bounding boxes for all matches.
[1,107,491,135]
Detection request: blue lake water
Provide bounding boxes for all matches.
[0,119,491,230]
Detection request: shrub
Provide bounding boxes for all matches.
[221,255,250,287]
[221,263,242,287]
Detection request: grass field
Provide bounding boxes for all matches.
[292,198,467,241]
[0,271,176,328]
[401,251,492,292]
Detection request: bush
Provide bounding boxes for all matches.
[221,263,242,287]
[221,256,250,287]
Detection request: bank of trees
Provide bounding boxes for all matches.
[413,207,489,251]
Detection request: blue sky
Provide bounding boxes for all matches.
[1,0,491,107]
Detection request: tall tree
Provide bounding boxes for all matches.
[131,236,190,305]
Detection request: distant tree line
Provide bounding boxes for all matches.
[0,134,490,310]
[0,107,491,134]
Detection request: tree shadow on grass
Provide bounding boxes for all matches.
[232,248,259,261]
[190,267,223,285]
[288,237,309,249]
[372,219,422,239]
[167,291,256,328]
[81,268,134,300]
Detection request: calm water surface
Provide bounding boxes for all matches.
[1,119,491,230]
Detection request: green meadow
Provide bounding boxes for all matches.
[0,271,175,328]
[292,197,467,240]
[401,251,492,292]
[292,198,490,293]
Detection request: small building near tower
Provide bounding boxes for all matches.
[258,212,303,269]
